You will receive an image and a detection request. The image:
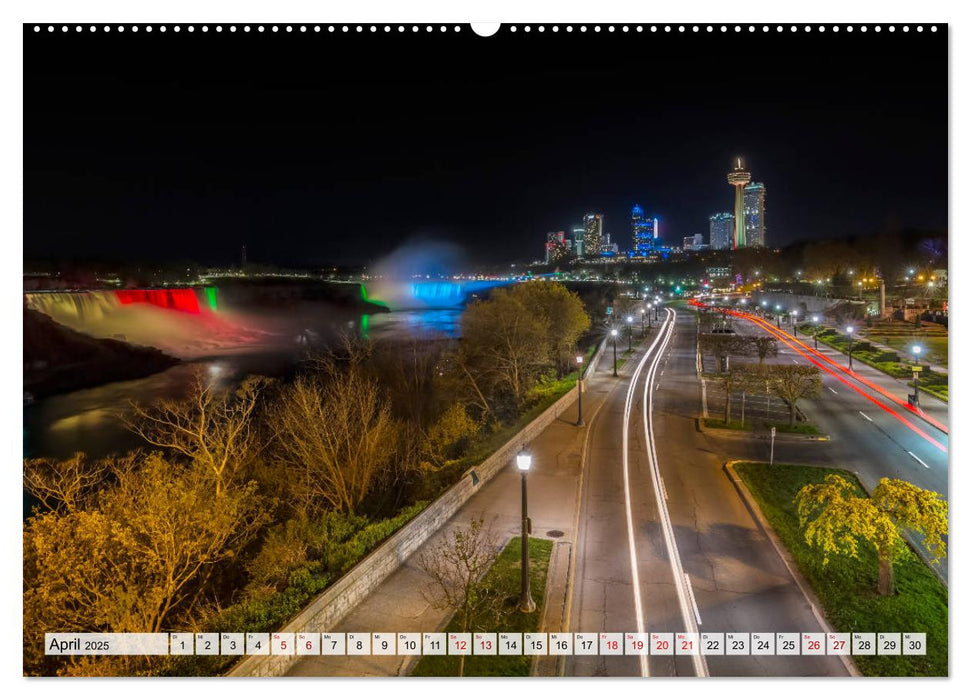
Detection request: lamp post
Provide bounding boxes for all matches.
[912,345,923,407]
[812,315,820,350]
[575,354,585,426]
[640,308,646,337]
[791,309,799,336]
[846,325,855,370]
[516,449,535,613]
[647,303,653,329]
[611,329,619,376]
[626,316,633,352]
[775,304,782,328]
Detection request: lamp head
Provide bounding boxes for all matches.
[912,345,923,356]
[516,450,531,471]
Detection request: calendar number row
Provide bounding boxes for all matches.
[46,631,926,657]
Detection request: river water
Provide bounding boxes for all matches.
[24,307,462,461]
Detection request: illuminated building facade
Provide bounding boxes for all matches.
[631,204,658,257]
[727,158,752,248]
[582,213,604,257]
[744,182,766,248]
[683,233,705,251]
[545,231,569,263]
[709,212,734,250]
[571,224,586,258]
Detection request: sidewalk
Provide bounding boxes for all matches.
[286,339,627,676]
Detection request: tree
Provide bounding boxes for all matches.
[514,282,591,374]
[23,452,137,513]
[269,370,397,515]
[795,475,947,595]
[748,335,779,365]
[699,333,751,372]
[710,364,759,423]
[459,289,552,410]
[23,453,269,672]
[125,369,266,496]
[767,364,822,425]
[417,517,501,677]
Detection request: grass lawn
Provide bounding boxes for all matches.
[764,421,822,435]
[411,537,554,677]
[703,417,753,431]
[734,462,947,677]
[881,335,948,369]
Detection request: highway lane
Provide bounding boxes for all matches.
[567,308,846,676]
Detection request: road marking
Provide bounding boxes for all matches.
[908,451,931,469]
[684,573,703,626]
[828,387,838,395]
[641,308,709,677]
[655,382,661,391]
[859,411,873,422]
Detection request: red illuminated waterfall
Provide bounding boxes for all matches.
[115,288,202,313]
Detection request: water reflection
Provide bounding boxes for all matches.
[24,307,463,460]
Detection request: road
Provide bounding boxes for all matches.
[695,303,948,581]
[565,308,847,677]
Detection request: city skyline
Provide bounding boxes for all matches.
[25,27,946,268]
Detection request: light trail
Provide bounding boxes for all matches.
[641,308,709,677]
[619,314,671,677]
[689,301,947,453]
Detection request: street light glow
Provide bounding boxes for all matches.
[846,326,855,334]
[611,329,618,337]
[913,345,923,356]
[516,450,532,471]
[812,315,819,323]
[576,354,584,365]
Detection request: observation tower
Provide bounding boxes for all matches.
[727,158,751,248]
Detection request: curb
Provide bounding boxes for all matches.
[723,461,861,678]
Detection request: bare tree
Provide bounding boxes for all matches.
[710,365,759,424]
[768,365,823,426]
[124,369,265,496]
[23,452,136,513]
[748,335,779,365]
[418,517,502,676]
[269,370,396,515]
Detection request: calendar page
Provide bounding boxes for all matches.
[19,2,949,689]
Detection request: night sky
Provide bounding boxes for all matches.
[24,24,947,268]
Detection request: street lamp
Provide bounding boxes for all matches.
[515,449,536,613]
[575,354,585,426]
[846,325,855,370]
[775,304,782,328]
[640,307,646,336]
[626,315,633,352]
[611,328,619,377]
[647,303,653,329]
[791,309,799,336]
[812,315,820,350]
[912,345,923,407]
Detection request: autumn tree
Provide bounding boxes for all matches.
[699,332,751,372]
[767,364,822,426]
[418,517,501,676]
[795,475,948,595]
[125,369,266,496]
[269,369,397,515]
[515,282,591,374]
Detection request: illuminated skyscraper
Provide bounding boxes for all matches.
[709,212,734,250]
[571,224,586,257]
[631,204,658,257]
[582,213,604,257]
[727,158,752,248]
[743,182,766,247]
[545,231,569,263]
